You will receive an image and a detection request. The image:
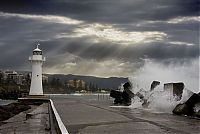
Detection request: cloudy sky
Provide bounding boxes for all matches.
[0,0,199,79]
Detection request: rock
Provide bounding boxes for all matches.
[121,82,133,106]
[150,81,160,91]
[173,93,200,116]
[110,90,123,104]
[13,104,31,114]
[136,92,144,100]
[0,108,13,121]
[123,82,131,89]
[110,90,122,99]
[185,93,200,108]
[172,103,194,116]
[121,91,131,106]
[195,110,200,118]
[110,82,134,106]
[1,103,17,112]
[0,102,31,122]
[164,82,184,100]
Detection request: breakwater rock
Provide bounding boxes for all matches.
[110,82,134,106]
[173,93,200,118]
[0,102,31,122]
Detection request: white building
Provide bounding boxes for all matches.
[29,44,46,95]
[2,70,24,85]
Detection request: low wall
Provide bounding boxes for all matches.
[18,97,69,134]
[49,99,69,134]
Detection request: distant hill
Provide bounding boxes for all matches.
[46,74,128,89]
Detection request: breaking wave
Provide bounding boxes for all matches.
[130,87,193,113]
[128,58,199,113]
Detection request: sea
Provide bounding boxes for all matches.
[0,99,16,106]
[47,90,200,114]
[47,93,111,101]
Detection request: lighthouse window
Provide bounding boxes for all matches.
[33,51,42,55]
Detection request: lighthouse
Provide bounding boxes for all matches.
[29,44,46,95]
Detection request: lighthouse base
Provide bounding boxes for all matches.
[18,95,49,104]
[26,95,48,99]
[18,95,48,101]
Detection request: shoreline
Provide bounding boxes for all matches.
[0,101,43,125]
[0,102,50,133]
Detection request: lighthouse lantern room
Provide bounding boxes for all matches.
[29,44,45,95]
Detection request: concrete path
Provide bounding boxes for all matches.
[0,103,50,134]
[51,95,200,134]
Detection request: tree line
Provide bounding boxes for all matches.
[0,73,31,99]
[43,77,101,94]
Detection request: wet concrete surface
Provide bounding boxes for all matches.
[0,103,50,134]
[50,95,200,134]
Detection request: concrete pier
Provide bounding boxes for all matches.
[0,103,50,134]
[50,95,200,134]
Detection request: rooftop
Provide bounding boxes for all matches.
[33,44,42,52]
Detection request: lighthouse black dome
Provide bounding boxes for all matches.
[33,44,42,55]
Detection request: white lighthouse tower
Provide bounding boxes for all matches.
[29,44,46,95]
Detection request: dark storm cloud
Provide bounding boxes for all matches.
[58,39,119,61]
[0,0,199,76]
[117,21,199,33]
[0,40,34,70]
[0,16,76,70]
[57,37,199,62]
[0,12,198,72]
[0,0,198,23]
